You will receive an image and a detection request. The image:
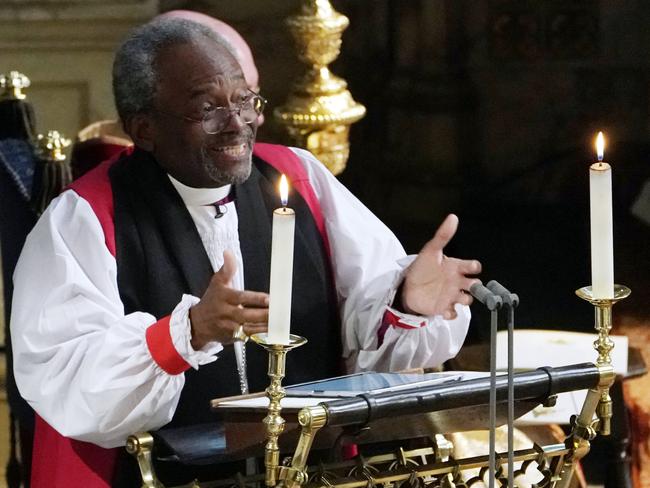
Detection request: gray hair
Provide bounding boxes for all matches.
[112,17,236,123]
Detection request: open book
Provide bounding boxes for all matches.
[496,329,628,375]
[212,371,485,412]
[497,329,628,425]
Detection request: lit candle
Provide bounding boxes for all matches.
[267,175,295,344]
[590,131,614,298]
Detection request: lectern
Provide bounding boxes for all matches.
[126,361,612,487]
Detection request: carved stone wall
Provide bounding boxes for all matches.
[0,0,158,142]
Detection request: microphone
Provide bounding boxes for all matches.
[486,280,519,308]
[469,282,502,311]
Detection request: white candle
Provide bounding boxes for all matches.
[267,175,295,344]
[590,132,614,298]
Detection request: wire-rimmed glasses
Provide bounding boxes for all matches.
[153,89,267,135]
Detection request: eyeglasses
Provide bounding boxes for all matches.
[153,89,267,135]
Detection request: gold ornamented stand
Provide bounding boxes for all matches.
[125,433,164,488]
[274,0,366,175]
[576,284,631,435]
[251,333,307,487]
[554,284,630,487]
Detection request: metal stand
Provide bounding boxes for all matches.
[576,284,631,435]
[469,283,502,487]
[125,433,164,488]
[487,280,519,487]
[555,284,630,488]
[251,333,307,487]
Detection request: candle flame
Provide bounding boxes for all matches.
[596,132,605,162]
[279,174,289,206]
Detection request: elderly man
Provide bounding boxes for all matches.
[11,18,480,486]
[70,9,262,182]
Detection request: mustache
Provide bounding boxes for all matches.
[205,127,255,149]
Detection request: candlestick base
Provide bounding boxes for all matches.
[575,284,631,306]
[251,333,307,486]
[250,333,308,351]
[575,284,630,436]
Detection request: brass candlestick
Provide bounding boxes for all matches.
[575,284,631,435]
[251,333,308,487]
[554,283,630,487]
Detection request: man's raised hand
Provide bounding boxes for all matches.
[401,214,481,320]
[189,250,269,349]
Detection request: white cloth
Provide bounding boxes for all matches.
[11,147,470,448]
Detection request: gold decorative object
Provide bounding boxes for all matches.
[283,442,570,488]
[0,71,31,100]
[576,284,630,435]
[37,130,71,162]
[555,362,615,488]
[251,333,308,486]
[126,432,164,488]
[33,131,72,215]
[274,0,366,175]
[280,404,327,488]
[550,283,631,487]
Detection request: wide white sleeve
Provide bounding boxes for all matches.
[10,191,221,448]
[289,148,470,373]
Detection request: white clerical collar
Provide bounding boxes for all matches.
[167,174,231,207]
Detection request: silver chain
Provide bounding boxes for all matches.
[234,340,249,395]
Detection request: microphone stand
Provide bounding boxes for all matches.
[470,283,502,488]
[487,280,519,488]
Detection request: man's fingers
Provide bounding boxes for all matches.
[420,214,459,256]
[214,250,237,284]
[457,291,473,306]
[231,289,270,307]
[233,306,269,325]
[461,277,482,293]
[459,259,482,276]
[443,307,458,321]
[218,287,270,307]
[243,324,268,336]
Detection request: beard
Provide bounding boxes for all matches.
[198,124,256,186]
[200,146,252,186]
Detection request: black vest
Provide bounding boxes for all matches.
[109,149,341,485]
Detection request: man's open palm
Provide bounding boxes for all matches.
[402,214,481,319]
